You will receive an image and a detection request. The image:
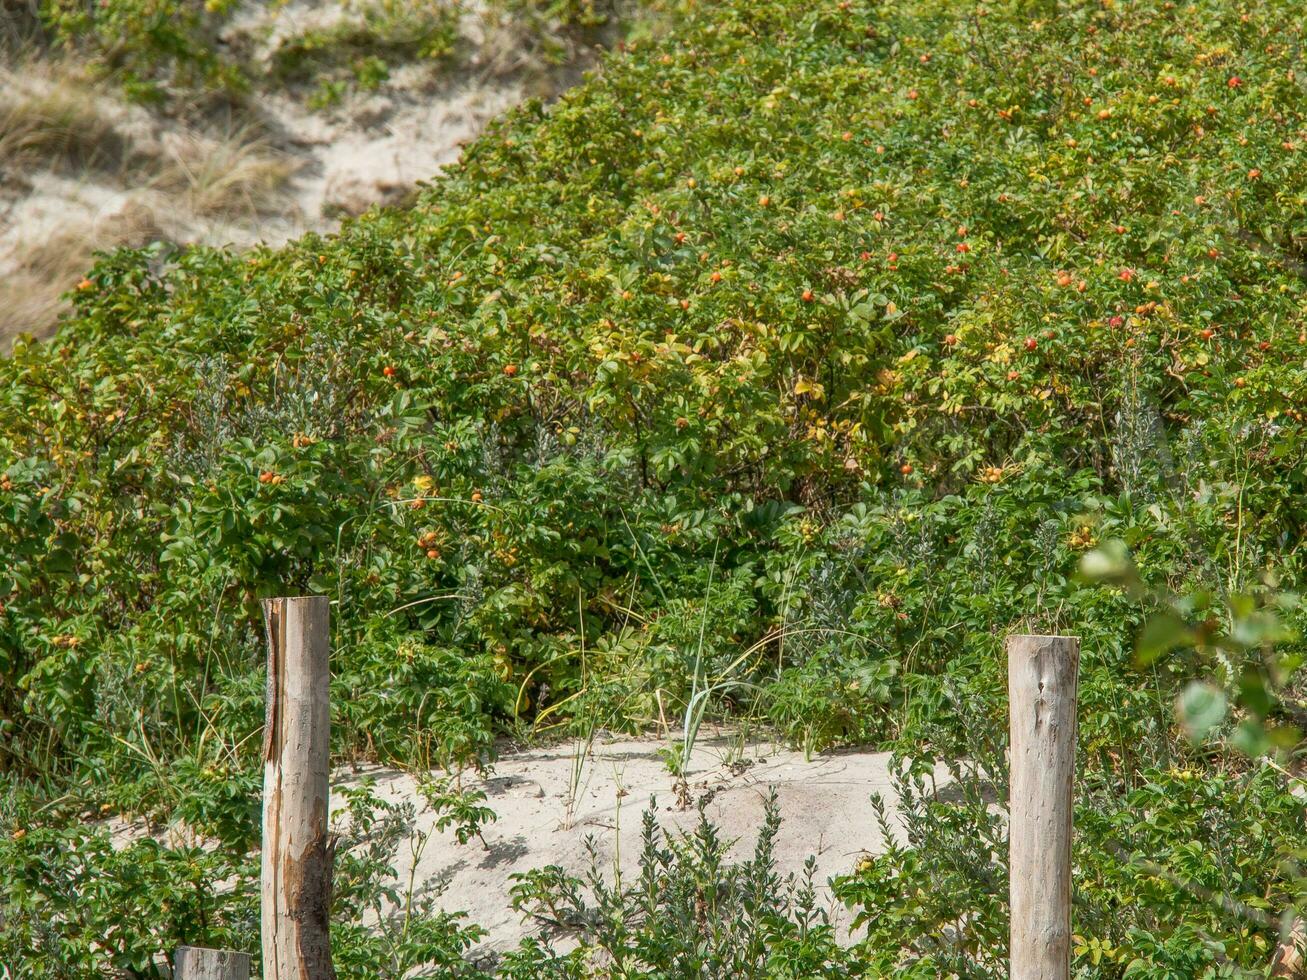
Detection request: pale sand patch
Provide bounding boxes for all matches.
[340,732,951,959]
[102,731,952,966]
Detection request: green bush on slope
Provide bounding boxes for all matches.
[14,0,1307,751]
[5,0,1306,789]
[2,0,1307,972]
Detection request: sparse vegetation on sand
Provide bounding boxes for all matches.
[0,0,654,345]
[0,59,297,341]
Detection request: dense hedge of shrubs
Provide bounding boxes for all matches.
[3,0,1307,974]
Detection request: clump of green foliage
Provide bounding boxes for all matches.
[0,779,489,977]
[836,745,1307,976]
[2,0,1307,972]
[501,763,1307,978]
[507,792,856,977]
[267,0,463,109]
[39,0,246,102]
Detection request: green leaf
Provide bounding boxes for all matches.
[1079,539,1139,591]
[1135,613,1194,667]
[1177,682,1226,744]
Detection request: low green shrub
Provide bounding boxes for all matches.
[0,803,256,977]
[837,756,1307,978]
[40,0,244,101]
[268,0,461,107]
[0,779,490,978]
[507,791,857,977]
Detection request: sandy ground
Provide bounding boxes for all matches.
[340,731,951,960]
[0,0,600,343]
[227,0,544,230]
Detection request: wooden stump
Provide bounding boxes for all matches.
[262,596,335,980]
[174,946,250,980]
[1008,634,1080,980]
[1271,916,1306,977]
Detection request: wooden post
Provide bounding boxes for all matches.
[262,596,335,980]
[174,946,250,980]
[1008,633,1080,980]
[1271,916,1306,977]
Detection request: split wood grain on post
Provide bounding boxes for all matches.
[174,945,250,980]
[262,596,336,980]
[1008,633,1080,980]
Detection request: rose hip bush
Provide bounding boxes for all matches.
[2,0,1307,973]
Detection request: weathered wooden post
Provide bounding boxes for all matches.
[1271,916,1306,977]
[262,596,335,980]
[174,946,250,980]
[1008,633,1080,980]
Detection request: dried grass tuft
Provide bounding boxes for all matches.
[155,124,296,219]
[0,77,295,345]
[0,201,165,345]
[0,64,128,173]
